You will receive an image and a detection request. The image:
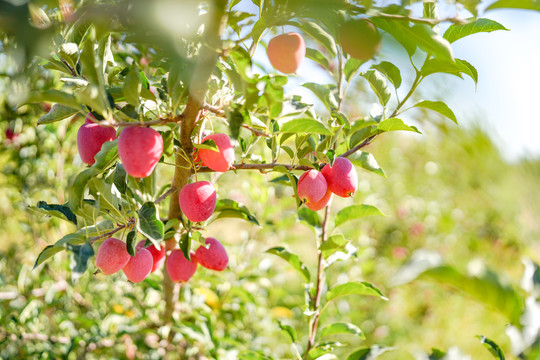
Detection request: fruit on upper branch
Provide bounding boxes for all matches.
[321,157,358,197]
[198,133,234,172]
[338,19,381,61]
[297,169,327,204]
[267,32,306,74]
[77,113,117,165]
[118,126,163,178]
[179,181,217,222]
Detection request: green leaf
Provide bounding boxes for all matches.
[34,245,65,269]
[266,247,310,282]
[377,118,421,134]
[38,104,79,125]
[371,61,402,89]
[89,177,122,216]
[306,48,329,70]
[443,18,508,43]
[213,199,260,226]
[344,58,365,83]
[320,234,350,259]
[348,152,386,177]
[68,140,118,211]
[281,118,332,135]
[371,18,417,56]
[30,201,78,225]
[327,281,388,302]
[70,242,94,279]
[54,232,87,247]
[413,100,458,124]
[346,346,393,360]
[302,83,338,112]
[58,42,79,70]
[26,90,80,110]
[373,19,454,61]
[179,232,191,261]
[137,202,164,247]
[477,335,505,360]
[126,230,137,257]
[113,164,127,195]
[335,204,385,227]
[277,321,297,343]
[421,57,463,79]
[297,207,321,230]
[456,59,478,86]
[410,24,454,61]
[486,0,540,11]
[124,65,141,106]
[319,322,365,339]
[361,70,391,106]
[299,21,337,57]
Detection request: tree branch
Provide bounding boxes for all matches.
[163,0,228,328]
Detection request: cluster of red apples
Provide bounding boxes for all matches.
[77,114,234,282]
[298,157,358,210]
[96,237,228,283]
[266,19,381,74]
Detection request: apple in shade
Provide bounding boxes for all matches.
[166,250,198,282]
[179,181,217,222]
[198,133,235,172]
[77,113,117,165]
[122,248,153,283]
[118,126,163,178]
[136,240,166,273]
[96,238,130,275]
[266,32,306,74]
[297,169,327,204]
[338,19,381,61]
[194,237,228,271]
[321,157,358,197]
[305,189,332,211]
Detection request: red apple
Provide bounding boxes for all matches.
[118,126,163,178]
[77,113,117,165]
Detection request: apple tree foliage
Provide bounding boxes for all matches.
[2,0,540,358]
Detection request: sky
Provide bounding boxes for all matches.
[248,2,540,162]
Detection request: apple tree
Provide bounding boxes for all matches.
[2,0,539,358]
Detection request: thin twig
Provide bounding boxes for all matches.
[202,103,270,137]
[88,219,136,244]
[197,163,314,173]
[91,115,183,128]
[154,187,175,204]
[304,205,331,358]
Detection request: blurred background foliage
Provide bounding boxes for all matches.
[2,0,540,359]
[3,115,540,358]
